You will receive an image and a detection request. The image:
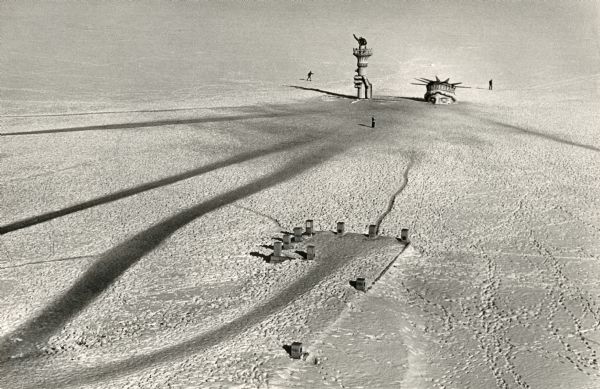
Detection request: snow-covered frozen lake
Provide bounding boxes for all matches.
[1,1,599,388]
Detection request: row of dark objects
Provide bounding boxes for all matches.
[275,220,410,360]
[338,221,410,242]
[271,220,410,264]
[270,220,313,263]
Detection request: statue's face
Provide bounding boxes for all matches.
[427,92,454,104]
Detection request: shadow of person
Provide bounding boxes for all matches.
[285,85,355,99]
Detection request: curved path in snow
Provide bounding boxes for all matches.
[375,155,415,234]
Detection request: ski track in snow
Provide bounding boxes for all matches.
[233,204,282,230]
[374,156,414,235]
[0,255,96,270]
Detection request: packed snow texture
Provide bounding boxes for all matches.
[1,94,599,388]
[1,1,600,388]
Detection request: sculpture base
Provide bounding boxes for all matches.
[354,76,373,99]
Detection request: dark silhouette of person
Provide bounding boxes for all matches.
[307,71,313,81]
[489,79,493,90]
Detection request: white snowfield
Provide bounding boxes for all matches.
[1,84,599,388]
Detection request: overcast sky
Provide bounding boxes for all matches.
[1,0,598,105]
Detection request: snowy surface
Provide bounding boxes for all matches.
[1,93,599,388]
[1,1,600,388]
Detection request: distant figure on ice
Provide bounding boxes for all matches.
[307,70,313,81]
[353,34,367,48]
[489,79,493,90]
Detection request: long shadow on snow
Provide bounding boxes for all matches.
[373,96,425,103]
[485,119,600,153]
[7,231,398,389]
[285,85,356,99]
[1,106,240,119]
[0,138,312,235]
[284,88,427,103]
[0,140,348,368]
[0,111,297,136]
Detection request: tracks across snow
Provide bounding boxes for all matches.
[233,205,282,229]
[527,234,600,376]
[469,245,530,389]
[374,156,414,235]
[0,255,95,270]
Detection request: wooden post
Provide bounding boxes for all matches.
[283,233,294,249]
[273,241,283,257]
[400,228,409,242]
[291,342,303,359]
[356,277,367,291]
[336,222,345,235]
[306,245,315,260]
[368,224,377,238]
[305,219,314,235]
[293,227,303,242]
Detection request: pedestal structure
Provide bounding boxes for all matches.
[353,46,373,99]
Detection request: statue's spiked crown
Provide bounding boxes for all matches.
[413,76,466,95]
